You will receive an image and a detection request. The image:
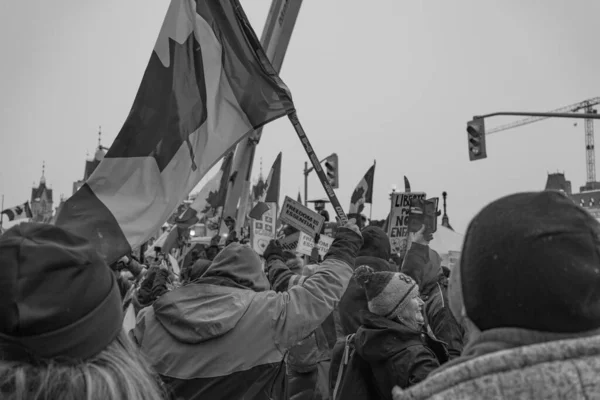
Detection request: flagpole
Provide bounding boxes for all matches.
[288,111,348,224]
[369,160,376,223]
[0,195,3,230]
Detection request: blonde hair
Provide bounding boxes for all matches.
[0,331,165,400]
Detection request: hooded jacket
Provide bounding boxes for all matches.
[134,228,362,400]
[352,311,445,399]
[393,328,600,400]
[401,243,465,359]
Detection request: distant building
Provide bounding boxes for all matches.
[73,128,108,194]
[544,172,600,219]
[31,163,53,223]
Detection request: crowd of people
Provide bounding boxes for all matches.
[1,190,600,399]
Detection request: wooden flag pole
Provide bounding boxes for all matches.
[289,111,348,224]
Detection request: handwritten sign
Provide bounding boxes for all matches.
[279,196,325,237]
[387,192,426,255]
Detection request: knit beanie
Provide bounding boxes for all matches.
[461,191,600,333]
[0,223,123,362]
[354,265,418,319]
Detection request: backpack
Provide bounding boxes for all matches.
[332,334,379,400]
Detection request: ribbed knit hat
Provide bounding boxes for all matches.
[354,265,418,319]
[0,223,123,362]
[461,191,600,333]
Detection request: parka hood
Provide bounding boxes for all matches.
[151,244,268,344]
[202,243,270,292]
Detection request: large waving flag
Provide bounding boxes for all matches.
[349,163,375,214]
[56,0,295,263]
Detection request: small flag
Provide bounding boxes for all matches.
[404,176,411,193]
[349,164,375,214]
[250,152,282,219]
[1,201,32,222]
[264,152,282,204]
[56,0,295,264]
[297,191,302,204]
[178,152,234,228]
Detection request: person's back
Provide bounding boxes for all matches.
[393,191,600,400]
[0,223,164,400]
[135,221,363,400]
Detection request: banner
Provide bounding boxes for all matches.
[279,196,325,237]
[251,202,277,255]
[387,192,426,254]
[296,232,334,257]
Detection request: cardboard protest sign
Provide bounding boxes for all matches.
[280,196,325,237]
[387,192,426,255]
[279,231,300,252]
[296,232,334,257]
[251,202,277,255]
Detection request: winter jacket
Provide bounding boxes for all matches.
[401,243,464,359]
[134,228,363,400]
[353,311,445,398]
[392,327,600,400]
[339,226,396,336]
[267,258,334,400]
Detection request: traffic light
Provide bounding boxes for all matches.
[324,153,339,188]
[466,118,487,161]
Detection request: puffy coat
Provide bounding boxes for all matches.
[393,327,600,400]
[134,228,362,400]
[401,243,465,359]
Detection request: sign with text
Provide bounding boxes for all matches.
[296,231,334,257]
[251,202,277,255]
[280,196,325,237]
[387,192,426,255]
[279,231,301,252]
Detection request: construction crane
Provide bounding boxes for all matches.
[487,98,600,185]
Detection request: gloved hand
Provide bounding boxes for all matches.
[340,218,360,236]
[263,239,284,262]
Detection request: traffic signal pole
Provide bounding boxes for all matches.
[467,111,600,162]
[475,111,600,120]
[304,153,337,209]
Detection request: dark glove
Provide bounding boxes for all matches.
[263,239,284,262]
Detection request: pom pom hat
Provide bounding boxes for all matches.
[354,265,418,319]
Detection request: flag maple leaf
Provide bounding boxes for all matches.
[351,186,366,213]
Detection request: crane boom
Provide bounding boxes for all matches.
[487,97,600,134]
[485,97,600,184]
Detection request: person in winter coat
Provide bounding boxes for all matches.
[133,219,363,400]
[339,226,397,335]
[393,191,600,400]
[330,226,398,394]
[265,250,331,400]
[349,266,447,398]
[0,223,165,400]
[401,225,465,360]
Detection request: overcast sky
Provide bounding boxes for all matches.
[1,0,599,233]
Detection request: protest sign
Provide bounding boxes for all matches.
[280,196,325,237]
[251,202,277,255]
[387,192,426,255]
[279,231,301,252]
[296,231,334,257]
